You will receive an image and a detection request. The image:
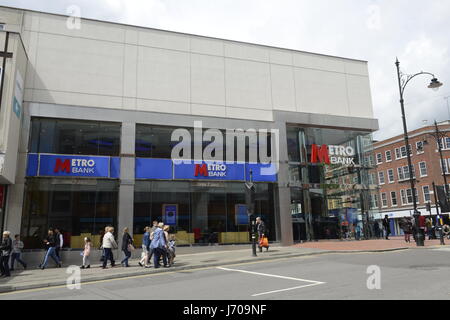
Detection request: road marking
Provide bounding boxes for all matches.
[252,282,323,297]
[217,266,325,297]
[217,267,324,284]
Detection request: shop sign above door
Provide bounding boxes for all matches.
[310,144,355,166]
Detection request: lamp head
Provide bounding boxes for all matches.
[428,78,443,91]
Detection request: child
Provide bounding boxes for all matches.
[81,237,91,269]
[167,234,176,266]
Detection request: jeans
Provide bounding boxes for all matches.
[102,248,115,268]
[10,252,27,270]
[121,249,131,266]
[82,255,90,267]
[0,255,10,276]
[42,247,60,268]
[153,248,167,267]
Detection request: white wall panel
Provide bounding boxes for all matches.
[191,53,225,106]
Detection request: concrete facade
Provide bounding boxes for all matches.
[0,6,378,249]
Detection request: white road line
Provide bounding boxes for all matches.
[217,266,324,284]
[252,282,323,297]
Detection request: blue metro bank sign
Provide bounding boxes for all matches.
[27,154,120,178]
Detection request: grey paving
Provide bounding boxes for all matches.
[1,247,449,300]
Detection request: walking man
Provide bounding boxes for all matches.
[102,226,118,269]
[10,234,27,271]
[40,229,61,270]
[0,231,13,278]
[382,215,391,240]
[54,228,63,262]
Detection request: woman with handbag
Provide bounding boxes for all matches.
[121,227,134,267]
[256,217,269,252]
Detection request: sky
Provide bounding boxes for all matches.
[1,0,450,140]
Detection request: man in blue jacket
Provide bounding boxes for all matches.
[150,223,169,268]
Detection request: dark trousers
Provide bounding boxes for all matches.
[153,248,167,267]
[10,253,26,270]
[0,255,11,276]
[102,248,115,268]
[121,249,131,266]
[55,247,61,260]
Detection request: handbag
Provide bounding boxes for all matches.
[128,244,135,252]
[259,236,269,248]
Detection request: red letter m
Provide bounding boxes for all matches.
[311,144,330,164]
[194,164,208,177]
[54,159,71,173]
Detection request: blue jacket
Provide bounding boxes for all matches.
[150,228,166,249]
[142,232,150,249]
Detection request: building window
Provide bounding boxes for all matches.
[376,153,383,164]
[419,162,427,177]
[439,137,450,150]
[440,159,449,174]
[378,171,385,185]
[368,173,375,185]
[370,194,379,209]
[401,188,418,205]
[391,191,397,206]
[416,141,424,154]
[387,169,394,183]
[381,193,388,207]
[385,150,392,162]
[395,146,408,160]
[29,118,121,156]
[423,186,431,202]
[398,165,415,181]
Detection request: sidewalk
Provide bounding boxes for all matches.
[1,238,448,293]
[293,236,449,251]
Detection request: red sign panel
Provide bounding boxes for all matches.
[311,144,330,164]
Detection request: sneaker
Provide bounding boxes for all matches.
[23,264,27,270]
[86,265,90,269]
[80,266,85,269]
[138,262,143,267]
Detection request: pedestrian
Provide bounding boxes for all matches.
[167,234,176,266]
[148,220,158,263]
[10,234,27,271]
[139,226,151,268]
[400,217,413,243]
[0,231,12,278]
[102,226,118,269]
[256,217,269,252]
[373,221,380,239]
[121,227,133,267]
[54,228,63,262]
[382,215,391,240]
[425,218,433,240]
[162,225,170,265]
[81,237,91,269]
[150,222,169,268]
[355,224,361,240]
[40,229,61,270]
[419,215,426,242]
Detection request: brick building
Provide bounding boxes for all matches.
[372,121,450,235]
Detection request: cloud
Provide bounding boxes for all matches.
[2,0,449,141]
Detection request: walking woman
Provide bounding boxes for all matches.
[40,229,61,270]
[0,231,12,278]
[121,227,134,267]
[150,223,169,268]
[139,227,151,268]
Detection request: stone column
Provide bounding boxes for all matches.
[117,122,135,254]
[274,121,294,246]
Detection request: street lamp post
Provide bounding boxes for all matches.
[245,169,257,257]
[395,58,443,247]
[432,182,445,245]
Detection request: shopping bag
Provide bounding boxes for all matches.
[259,237,269,248]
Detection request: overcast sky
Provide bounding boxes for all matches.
[1,0,450,140]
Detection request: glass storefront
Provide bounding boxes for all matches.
[21,178,119,249]
[133,181,276,245]
[287,126,377,241]
[29,118,121,156]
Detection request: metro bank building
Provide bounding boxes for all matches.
[0,7,379,256]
